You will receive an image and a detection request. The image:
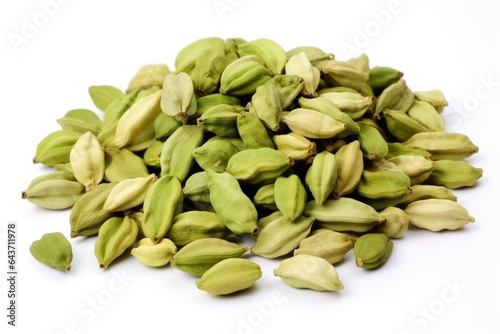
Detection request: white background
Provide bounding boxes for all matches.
[1,0,499,333]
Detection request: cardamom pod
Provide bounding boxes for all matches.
[274,254,344,292]
[30,232,73,272]
[196,258,262,295]
[171,238,248,276]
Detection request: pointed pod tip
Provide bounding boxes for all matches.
[21,191,28,199]
[65,265,71,272]
[70,231,78,238]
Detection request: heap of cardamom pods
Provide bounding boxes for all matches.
[24,37,482,295]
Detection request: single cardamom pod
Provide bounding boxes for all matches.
[226,147,294,185]
[70,131,105,191]
[250,213,314,259]
[197,104,242,137]
[403,132,478,160]
[293,229,353,264]
[94,215,138,269]
[414,89,448,113]
[265,74,304,109]
[57,109,102,135]
[161,72,197,124]
[160,125,205,182]
[142,176,184,243]
[196,258,262,296]
[427,160,483,189]
[88,85,124,111]
[113,90,162,151]
[103,174,157,212]
[33,129,82,167]
[30,232,73,272]
[274,254,344,292]
[131,237,177,267]
[206,170,258,235]
[166,211,232,248]
[305,150,338,205]
[285,52,320,97]
[272,132,317,162]
[304,198,384,233]
[22,171,85,210]
[274,174,308,222]
[171,238,248,276]
[356,122,388,161]
[286,46,334,71]
[354,233,393,269]
[404,199,474,231]
[247,81,283,131]
[282,108,347,139]
[333,140,364,199]
[357,169,412,200]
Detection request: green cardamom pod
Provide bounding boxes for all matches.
[103,147,150,183]
[88,85,124,111]
[131,237,177,267]
[427,160,483,189]
[274,254,344,292]
[196,258,262,296]
[274,174,308,222]
[226,147,294,185]
[250,213,314,259]
[33,129,82,167]
[293,229,353,264]
[404,199,474,231]
[206,169,258,235]
[403,132,478,161]
[305,150,338,204]
[94,215,138,269]
[103,174,157,212]
[127,64,170,93]
[142,176,184,243]
[304,198,384,233]
[160,125,205,182]
[166,211,232,248]
[30,232,73,272]
[354,233,393,269]
[70,131,105,191]
[171,238,248,276]
[22,171,85,210]
[57,109,102,135]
